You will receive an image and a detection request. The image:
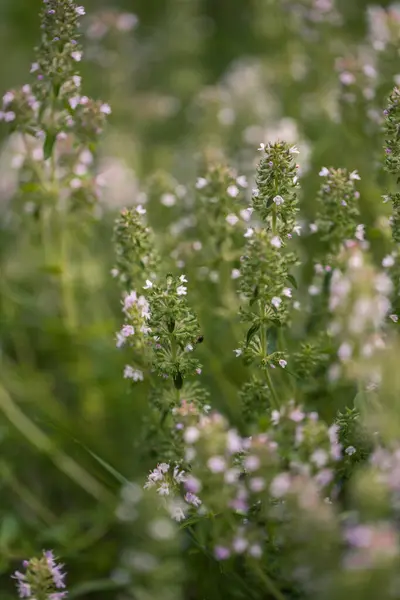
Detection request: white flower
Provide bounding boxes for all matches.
[271,296,282,308]
[270,236,282,248]
[71,51,83,62]
[244,227,254,238]
[143,280,153,289]
[179,274,188,283]
[111,268,119,278]
[185,344,194,352]
[273,195,284,206]
[258,143,266,151]
[226,430,242,454]
[30,62,40,73]
[382,255,395,268]
[196,177,208,189]
[161,193,176,207]
[70,178,82,189]
[240,208,253,222]
[271,410,280,425]
[345,446,356,456]
[349,170,361,181]
[236,175,248,188]
[355,224,365,241]
[309,223,318,233]
[390,314,399,323]
[124,366,144,381]
[308,285,320,296]
[136,204,146,215]
[184,426,199,444]
[72,75,82,87]
[76,6,86,16]
[319,167,329,177]
[100,103,112,114]
[234,348,242,357]
[252,188,259,197]
[293,224,302,236]
[158,463,170,473]
[231,269,241,279]
[177,285,187,296]
[278,359,287,368]
[157,482,170,496]
[2,111,15,122]
[282,287,292,297]
[226,213,239,226]
[289,145,300,154]
[311,449,328,467]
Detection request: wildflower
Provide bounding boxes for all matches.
[179,274,188,283]
[271,296,282,308]
[124,366,144,381]
[279,359,287,368]
[289,408,305,422]
[143,280,153,289]
[270,236,282,248]
[184,426,200,444]
[250,477,266,492]
[214,546,231,560]
[231,268,241,279]
[249,544,262,558]
[226,213,239,226]
[227,185,240,198]
[244,227,254,238]
[289,145,300,154]
[240,208,253,221]
[76,6,86,16]
[177,285,187,296]
[207,456,226,473]
[195,177,208,189]
[234,348,242,357]
[345,446,356,456]
[258,143,266,151]
[161,193,176,207]
[71,51,82,62]
[121,324,135,338]
[349,170,361,181]
[244,455,260,472]
[184,492,202,507]
[382,255,395,268]
[236,175,248,188]
[319,167,329,177]
[282,287,292,297]
[270,472,291,498]
[273,195,284,205]
[136,204,146,215]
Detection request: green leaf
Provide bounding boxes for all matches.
[246,322,260,346]
[74,441,130,486]
[286,274,298,289]
[43,131,56,160]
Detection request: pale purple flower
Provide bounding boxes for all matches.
[289,408,305,422]
[244,455,260,472]
[196,177,208,189]
[184,426,200,444]
[279,359,287,368]
[184,492,202,507]
[236,175,248,188]
[214,546,231,560]
[227,185,239,198]
[244,227,254,238]
[273,195,284,206]
[270,472,291,498]
[226,213,239,226]
[207,456,226,473]
[177,285,187,296]
[319,167,329,177]
[270,236,282,248]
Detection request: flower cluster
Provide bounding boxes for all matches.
[146,275,202,390]
[113,206,159,290]
[13,550,67,600]
[315,167,361,262]
[327,242,392,385]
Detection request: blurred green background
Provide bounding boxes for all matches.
[0,0,398,598]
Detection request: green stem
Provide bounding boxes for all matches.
[259,301,280,409]
[249,560,286,600]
